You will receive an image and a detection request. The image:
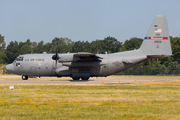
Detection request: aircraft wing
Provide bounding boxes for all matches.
[74,52,102,61]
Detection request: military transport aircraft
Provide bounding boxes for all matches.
[5,15,172,80]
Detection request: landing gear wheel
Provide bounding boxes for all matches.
[81,77,89,80]
[72,77,80,80]
[22,75,28,80]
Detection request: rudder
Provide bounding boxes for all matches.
[139,15,172,57]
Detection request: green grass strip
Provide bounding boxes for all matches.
[0,81,180,120]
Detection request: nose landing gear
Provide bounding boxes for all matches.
[22,75,28,80]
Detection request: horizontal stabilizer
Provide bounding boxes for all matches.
[147,54,172,58]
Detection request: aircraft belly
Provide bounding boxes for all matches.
[90,67,97,76]
[107,55,148,75]
[72,68,91,77]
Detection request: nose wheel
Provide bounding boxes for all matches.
[22,75,28,80]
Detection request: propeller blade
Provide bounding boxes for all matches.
[56,58,57,69]
[52,49,59,69]
[52,52,59,60]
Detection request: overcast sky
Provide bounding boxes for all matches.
[0,0,180,45]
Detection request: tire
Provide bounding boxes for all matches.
[22,75,28,80]
[81,77,89,80]
[72,77,80,80]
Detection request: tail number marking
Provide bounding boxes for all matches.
[154,40,162,43]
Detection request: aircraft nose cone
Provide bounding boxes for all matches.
[5,64,14,73]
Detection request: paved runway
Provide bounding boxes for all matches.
[0,75,179,84]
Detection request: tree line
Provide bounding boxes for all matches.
[0,34,180,75]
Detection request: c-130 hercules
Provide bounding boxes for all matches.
[6,15,172,80]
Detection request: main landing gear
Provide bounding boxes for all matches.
[81,77,89,80]
[72,77,89,80]
[22,75,28,80]
[72,77,80,80]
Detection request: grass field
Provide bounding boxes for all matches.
[0,81,180,120]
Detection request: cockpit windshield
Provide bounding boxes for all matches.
[15,57,24,61]
[13,56,23,64]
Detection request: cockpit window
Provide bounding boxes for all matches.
[15,57,24,61]
[16,63,20,66]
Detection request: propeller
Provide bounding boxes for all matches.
[52,50,59,69]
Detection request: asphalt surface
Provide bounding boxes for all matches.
[0,75,179,84]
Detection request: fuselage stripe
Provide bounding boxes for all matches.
[144,37,168,40]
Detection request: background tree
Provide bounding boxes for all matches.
[43,42,52,53]
[0,34,6,64]
[170,36,180,63]
[91,37,122,54]
[120,37,143,51]
[33,41,45,53]
[5,41,19,63]
[71,40,91,53]
[30,41,37,53]
[91,40,103,54]
[51,37,73,53]
[18,39,32,55]
[103,36,122,53]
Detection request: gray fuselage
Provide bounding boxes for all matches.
[6,50,148,78]
[6,15,172,80]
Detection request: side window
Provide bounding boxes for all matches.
[16,63,20,66]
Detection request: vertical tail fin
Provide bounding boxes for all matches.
[139,15,172,57]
